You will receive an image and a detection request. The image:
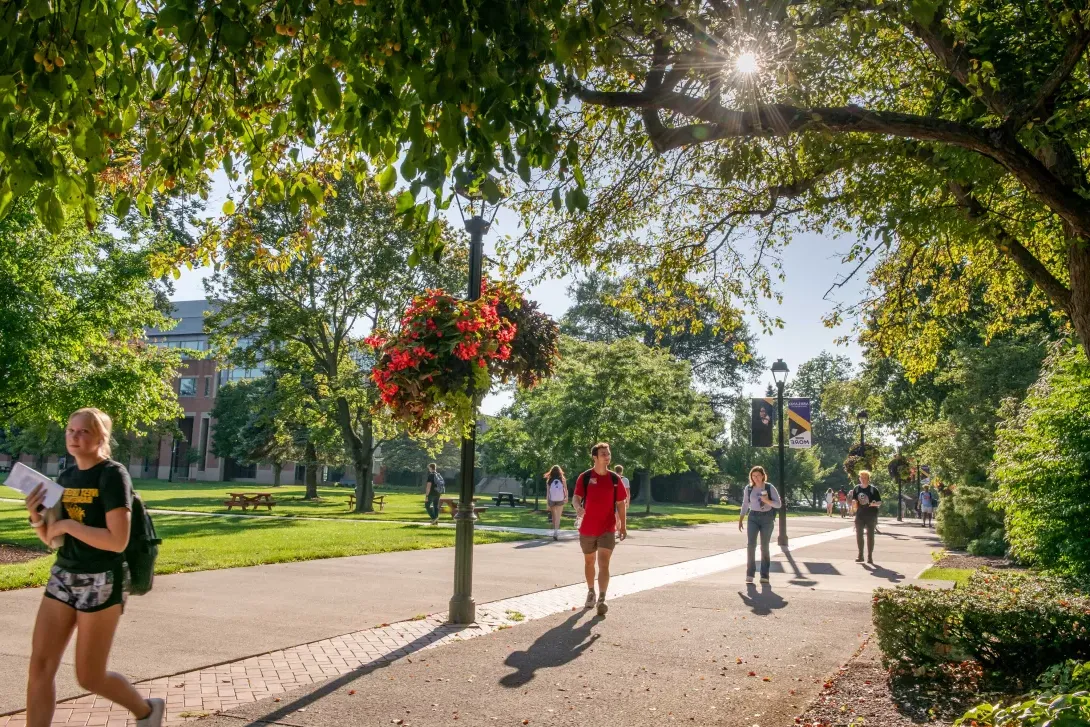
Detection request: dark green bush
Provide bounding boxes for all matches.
[955,661,1090,726]
[993,342,1090,577]
[936,485,1004,551]
[873,569,1090,682]
[968,528,1007,557]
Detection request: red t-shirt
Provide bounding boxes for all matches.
[575,469,623,537]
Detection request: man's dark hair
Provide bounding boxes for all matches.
[591,442,610,457]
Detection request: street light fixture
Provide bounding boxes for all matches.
[771,359,789,546]
[856,409,868,451]
[448,174,501,626]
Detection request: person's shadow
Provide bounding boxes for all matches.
[862,563,906,583]
[738,583,788,616]
[500,610,602,687]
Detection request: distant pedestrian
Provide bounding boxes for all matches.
[824,488,835,516]
[918,484,936,528]
[851,471,881,564]
[613,464,631,506]
[545,466,568,541]
[738,465,782,584]
[424,463,444,525]
[837,489,848,517]
[574,442,627,616]
[24,408,165,727]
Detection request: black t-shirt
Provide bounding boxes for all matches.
[426,472,444,496]
[55,460,133,572]
[850,485,881,519]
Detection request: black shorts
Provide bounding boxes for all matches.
[45,563,130,613]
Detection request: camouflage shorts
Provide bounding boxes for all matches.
[45,563,130,613]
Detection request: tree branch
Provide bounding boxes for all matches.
[1008,29,1090,129]
[948,181,1072,312]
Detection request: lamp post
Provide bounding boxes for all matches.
[448,178,497,625]
[856,409,868,452]
[771,359,789,546]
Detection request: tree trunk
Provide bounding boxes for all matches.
[1069,241,1090,360]
[272,462,282,487]
[640,468,653,514]
[333,396,374,513]
[303,442,319,499]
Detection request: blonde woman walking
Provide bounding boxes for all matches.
[23,408,164,727]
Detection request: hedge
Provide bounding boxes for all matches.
[873,569,1090,682]
[955,660,1090,726]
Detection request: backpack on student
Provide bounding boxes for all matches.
[576,469,622,504]
[97,465,161,596]
[431,471,445,494]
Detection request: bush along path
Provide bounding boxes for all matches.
[800,568,1090,726]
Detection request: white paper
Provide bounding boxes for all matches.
[5,463,66,509]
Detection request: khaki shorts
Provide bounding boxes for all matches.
[579,532,616,554]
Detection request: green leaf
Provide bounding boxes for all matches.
[408,249,421,267]
[517,157,531,183]
[112,194,132,219]
[573,165,586,188]
[551,187,562,212]
[35,188,64,233]
[480,177,502,203]
[220,20,249,51]
[395,190,415,214]
[123,106,138,131]
[26,0,49,20]
[909,0,939,26]
[377,165,397,193]
[222,199,236,215]
[0,181,13,220]
[309,63,342,113]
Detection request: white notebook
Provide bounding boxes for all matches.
[5,462,66,509]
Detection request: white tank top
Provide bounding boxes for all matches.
[548,479,565,501]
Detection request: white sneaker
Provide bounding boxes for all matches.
[745,576,754,584]
[136,698,165,727]
[584,589,596,609]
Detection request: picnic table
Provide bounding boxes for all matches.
[346,494,386,511]
[224,493,277,511]
[493,492,520,507]
[439,497,488,519]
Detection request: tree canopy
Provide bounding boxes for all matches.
[481,336,720,489]
[205,168,465,510]
[0,196,181,433]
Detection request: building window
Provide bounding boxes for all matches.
[204,376,211,397]
[178,377,197,397]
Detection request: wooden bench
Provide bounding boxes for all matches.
[224,493,277,512]
[347,494,386,511]
[439,498,488,519]
[493,492,520,507]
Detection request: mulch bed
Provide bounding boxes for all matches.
[796,638,997,727]
[934,552,1025,571]
[0,543,48,564]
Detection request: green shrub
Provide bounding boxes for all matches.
[993,342,1090,577]
[955,661,1090,726]
[936,485,1004,551]
[968,528,1007,557]
[872,569,1090,682]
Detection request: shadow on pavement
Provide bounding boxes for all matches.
[222,622,478,726]
[514,539,557,549]
[861,563,906,583]
[738,583,788,616]
[780,547,819,587]
[499,610,603,688]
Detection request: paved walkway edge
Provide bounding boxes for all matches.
[0,525,856,726]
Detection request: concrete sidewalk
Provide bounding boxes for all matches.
[194,518,942,727]
[0,516,859,713]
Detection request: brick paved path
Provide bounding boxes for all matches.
[0,527,853,725]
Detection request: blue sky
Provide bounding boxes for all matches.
[170,177,864,413]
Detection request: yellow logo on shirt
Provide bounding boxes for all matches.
[62,489,98,523]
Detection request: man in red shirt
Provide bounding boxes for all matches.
[574,442,627,616]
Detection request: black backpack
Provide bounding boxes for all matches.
[431,472,445,494]
[97,464,161,595]
[577,470,622,503]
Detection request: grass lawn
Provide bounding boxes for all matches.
[919,566,974,588]
[3,479,753,530]
[0,500,525,592]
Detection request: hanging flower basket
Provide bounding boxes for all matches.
[365,279,559,436]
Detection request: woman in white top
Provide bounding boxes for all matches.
[545,465,568,541]
[825,488,835,516]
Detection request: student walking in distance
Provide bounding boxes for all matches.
[545,466,568,541]
[574,443,627,616]
[850,470,882,564]
[424,463,444,526]
[917,484,936,528]
[23,408,164,727]
[838,488,848,517]
[613,464,631,506]
[825,488,835,516]
[738,466,782,584]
